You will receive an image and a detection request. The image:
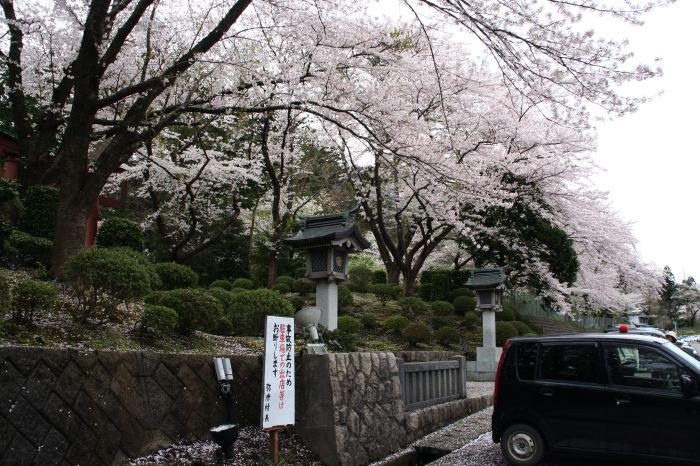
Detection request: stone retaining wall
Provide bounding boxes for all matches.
[296,352,493,466]
[0,346,262,465]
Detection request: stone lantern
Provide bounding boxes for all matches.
[464,267,507,381]
[284,208,370,330]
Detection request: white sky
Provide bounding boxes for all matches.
[371,0,700,281]
[591,0,700,281]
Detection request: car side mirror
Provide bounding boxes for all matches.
[680,374,697,398]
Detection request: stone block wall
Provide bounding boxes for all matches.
[0,347,262,465]
[297,352,492,466]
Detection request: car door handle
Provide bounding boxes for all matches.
[540,388,554,397]
[615,397,631,406]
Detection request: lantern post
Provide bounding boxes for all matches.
[284,207,370,331]
[464,267,508,381]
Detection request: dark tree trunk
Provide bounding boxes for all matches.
[386,264,401,285]
[267,251,279,288]
[51,195,92,278]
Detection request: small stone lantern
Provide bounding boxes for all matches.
[284,208,370,330]
[464,267,507,381]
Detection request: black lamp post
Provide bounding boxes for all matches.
[210,357,239,462]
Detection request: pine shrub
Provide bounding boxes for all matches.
[338,284,354,308]
[398,296,428,317]
[431,300,455,316]
[232,278,255,290]
[495,321,518,346]
[11,278,57,326]
[348,265,373,292]
[290,295,306,311]
[18,185,58,240]
[228,289,294,336]
[372,269,387,284]
[430,272,451,301]
[272,283,291,294]
[453,295,476,315]
[149,288,223,335]
[140,304,178,336]
[154,262,198,290]
[464,311,480,330]
[435,326,461,345]
[209,279,233,291]
[97,217,143,251]
[370,284,402,304]
[384,315,410,334]
[208,288,236,311]
[402,322,432,347]
[360,314,379,329]
[511,320,535,336]
[275,275,296,289]
[293,278,315,295]
[337,315,361,334]
[64,247,155,323]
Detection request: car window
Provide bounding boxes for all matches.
[516,343,538,380]
[604,344,681,393]
[539,344,600,383]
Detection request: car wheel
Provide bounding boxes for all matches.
[500,423,545,466]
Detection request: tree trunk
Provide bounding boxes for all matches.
[51,196,92,278]
[387,264,401,285]
[267,252,279,288]
[403,272,417,297]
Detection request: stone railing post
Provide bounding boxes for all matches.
[397,358,406,403]
[451,355,467,398]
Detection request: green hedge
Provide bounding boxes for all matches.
[453,295,476,315]
[402,322,432,346]
[370,283,402,304]
[435,326,461,345]
[384,315,410,334]
[511,320,534,336]
[398,296,428,317]
[348,265,373,292]
[232,278,255,290]
[338,315,361,334]
[338,284,354,308]
[430,272,451,302]
[209,279,233,291]
[464,311,480,329]
[4,230,53,268]
[431,300,455,316]
[140,304,178,336]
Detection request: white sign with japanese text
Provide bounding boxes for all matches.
[261,315,295,429]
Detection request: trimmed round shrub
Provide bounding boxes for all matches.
[97,217,143,251]
[294,267,306,279]
[464,311,480,330]
[275,275,296,289]
[370,284,403,304]
[431,315,450,330]
[511,320,535,336]
[140,304,178,335]
[18,185,58,239]
[11,278,58,326]
[4,230,53,267]
[214,316,235,336]
[430,272,451,301]
[384,315,410,334]
[372,269,387,284]
[272,283,291,294]
[228,289,294,336]
[453,295,476,316]
[64,247,155,323]
[435,326,461,345]
[111,247,161,289]
[232,278,255,290]
[496,321,518,346]
[348,265,373,292]
[293,278,315,295]
[337,315,361,334]
[338,285,354,308]
[431,300,455,316]
[290,295,306,311]
[398,296,428,317]
[154,262,198,290]
[209,279,233,291]
[450,288,472,301]
[360,314,378,329]
[496,307,516,321]
[402,322,432,347]
[149,288,223,335]
[208,288,236,311]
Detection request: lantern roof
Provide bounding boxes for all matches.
[284,208,371,250]
[464,267,507,290]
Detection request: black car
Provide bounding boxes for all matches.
[492,334,700,465]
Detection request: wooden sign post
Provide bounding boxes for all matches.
[261,315,295,463]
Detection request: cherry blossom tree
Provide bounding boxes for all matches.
[0,0,671,277]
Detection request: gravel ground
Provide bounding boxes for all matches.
[126,426,322,465]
